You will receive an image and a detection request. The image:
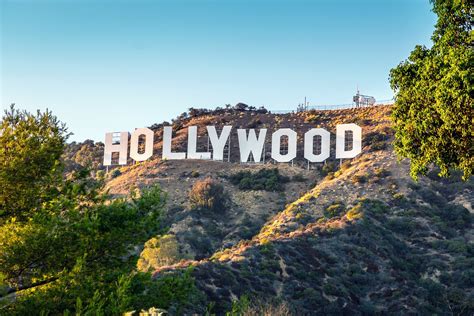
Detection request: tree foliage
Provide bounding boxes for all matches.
[0,104,69,219]
[0,106,200,314]
[0,172,167,314]
[389,0,473,180]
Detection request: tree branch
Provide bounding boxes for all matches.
[3,277,59,296]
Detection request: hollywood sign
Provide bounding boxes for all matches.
[103,124,362,166]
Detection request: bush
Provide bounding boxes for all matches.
[370,141,388,151]
[364,131,389,152]
[137,234,183,272]
[130,267,202,314]
[227,295,292,316]
[340,160,352,171]
[374,167,391,178]
[418,188,447,207]
[305,113,320,123]
[325,172,335,180]
[184,228,213,259]
[189,178,227,212]
[352,174,367,184]
[391,193,412,209]
[228,169,289,192]
[95,170,105,180]
[321,162,336,176]
[292,173,306,182]
[434,239,469,254]
[387,218,417,236]
[111,168,122,178]
[346,204,364,220]
[324,202,346,218]
[248,118,262,128]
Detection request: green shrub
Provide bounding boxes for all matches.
[324,202,346,218]
[387,218,417,236]
[137,234,183,272]
[340,160,352,170]
[183,228,213,258]
[95,170,105,180]
[304,113,320,123]
[364,131,389,152]
[438,204,472,229]
[375,167,391,178]
[238,215,262,240]
[130,267,202,314]
[248,118,262,128]
[418,188,447,207]
[111,168,122,178]
[360,199,387,217]
[434,239,468,254]
[370,141,388,151]
[352,174,367,184]
[227,295,251,315]
[346,203,365,220]
[420,279,445,306]
[292,173,306,182]
[226,295,292,316]
[391,193,412,208]
[228,169,289,191]
[321,162,336,176]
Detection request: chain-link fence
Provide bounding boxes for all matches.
[272,98,394,114]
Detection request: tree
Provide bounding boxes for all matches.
[234,103,249,111]
[0,104,69,220]
[0,172,167,313]
[0,106,172,314]
[389,0,473,180]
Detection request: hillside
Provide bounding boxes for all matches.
[64,105,474,314]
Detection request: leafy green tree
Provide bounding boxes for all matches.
[0,104,69,220]
[389,0,473,180]
[0,173,167,314]
[0,106,186,314]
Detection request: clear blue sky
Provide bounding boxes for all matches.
[1,0,436,142]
